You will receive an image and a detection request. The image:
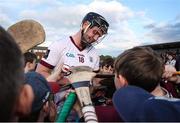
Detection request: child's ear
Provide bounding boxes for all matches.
[15,84,34,116]
[24,62,31,73]
[26,62,31,68]
[118,74,128,86]
[115,74,128,89]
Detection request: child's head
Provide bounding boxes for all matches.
[114,47,164,92]
[100,57,114,74]
[0,26,33,121]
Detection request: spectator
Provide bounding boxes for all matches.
[165,52,176,67]
[0,26,34,121]
[162,64,180,97]
[93,57,114,86]
[113,47,171,97]
[92,57,115,105]
[99,57,116,100]
[112,47,180,121]
[24,52,37,73]
[19,72,57,122]
[113,85,180,121]
[100,57,114,74]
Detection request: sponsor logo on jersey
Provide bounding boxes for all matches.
[89,56,93,62]
[66,53,75,58]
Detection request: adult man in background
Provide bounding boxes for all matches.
[36,12,109,84]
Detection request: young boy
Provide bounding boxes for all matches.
[113,47,180,121]
[24,52,37,73]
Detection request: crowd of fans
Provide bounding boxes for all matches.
[1,24,180,122]
[160,51,180,98]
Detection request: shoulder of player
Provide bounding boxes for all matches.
[48,36,70,49]
[52,36,70,45]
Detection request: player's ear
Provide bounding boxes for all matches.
[82,21,90,29]
[15,84,34,116]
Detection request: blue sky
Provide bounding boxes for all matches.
[121,0,179,20]
[0,0,180,56]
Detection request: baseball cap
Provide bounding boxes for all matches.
[113,85,180,122]
[25,71,52,113]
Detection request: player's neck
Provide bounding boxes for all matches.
[71,31,83,50]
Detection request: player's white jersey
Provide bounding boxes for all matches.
[40,36,100,71]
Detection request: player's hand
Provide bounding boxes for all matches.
[46,64,63,82]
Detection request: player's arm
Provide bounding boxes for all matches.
[36,40,62,78]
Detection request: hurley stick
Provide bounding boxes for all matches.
[68,66,98,123]
[7,19,45,53]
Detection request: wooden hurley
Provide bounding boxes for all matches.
[7,19,45,53]
[68,67,98,123]
[72,81,98,123]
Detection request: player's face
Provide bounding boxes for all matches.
[84,26,103,44]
